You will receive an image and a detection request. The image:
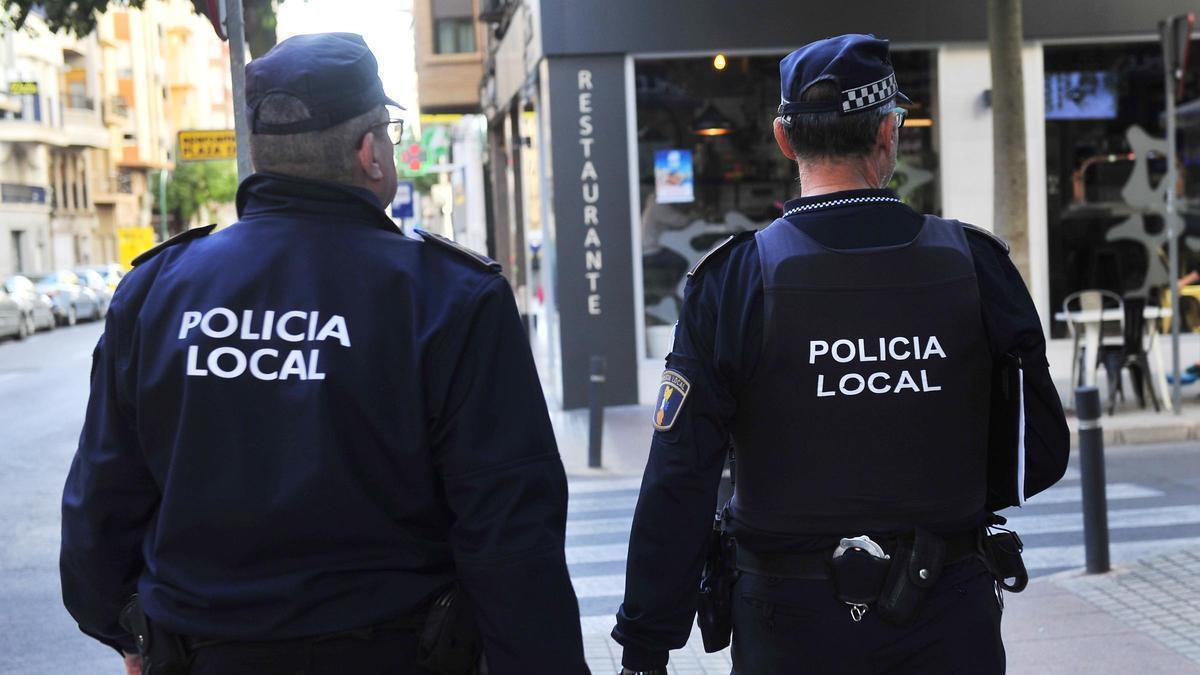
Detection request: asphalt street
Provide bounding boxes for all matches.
[1,321,1199,673]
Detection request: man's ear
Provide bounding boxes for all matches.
[356,131,384,181]
[876,112,896,155]
[773,117,797,161]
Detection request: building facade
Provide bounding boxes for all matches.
[412,1,491,255]
[0,3,234,279]
[478,0,1200,410]
[0,11,109,277]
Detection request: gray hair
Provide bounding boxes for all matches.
[782,81,892,162]
[248,95,387,183]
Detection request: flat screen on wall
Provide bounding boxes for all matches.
[1045,71,1118,120]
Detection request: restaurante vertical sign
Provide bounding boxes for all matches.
[548,55,638,409]
[578,69,603,315]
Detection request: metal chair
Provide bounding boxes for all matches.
[1100,295,1162,415]
[1062,289,1124,389]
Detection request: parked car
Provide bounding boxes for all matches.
[83,263,126,292]
[0,286,24,340]
[2,275,56,337]
[74,268,113,317]
[29,271,103,326]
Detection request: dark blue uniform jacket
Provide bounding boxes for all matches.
[60,173,586,673]
[613,189,1070,670]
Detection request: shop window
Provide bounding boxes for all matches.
[1044,42,1200,336]
[434,18,475,54]
[633,51,939,357]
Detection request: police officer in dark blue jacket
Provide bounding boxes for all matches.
[613,35,1070,675]
[61,32,587,675]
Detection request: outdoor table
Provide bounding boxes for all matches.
[1054,306,1173,412]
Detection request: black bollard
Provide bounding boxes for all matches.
[588,356,606,469]
[1075,386,1110,574]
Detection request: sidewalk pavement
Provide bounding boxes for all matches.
[576,547,1200,674]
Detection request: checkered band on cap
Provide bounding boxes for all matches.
[842,73,898,113]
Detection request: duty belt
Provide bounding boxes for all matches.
[734,531,979,580]
[182,614,426,652]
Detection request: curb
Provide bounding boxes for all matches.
[1066,420,1200,448]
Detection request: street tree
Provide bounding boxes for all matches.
[988,0,1031,285]
[2,0,280,58]
[158,160,238,231]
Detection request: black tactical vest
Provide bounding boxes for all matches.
[729,215,991,537]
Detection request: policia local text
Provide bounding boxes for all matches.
[179,308,351,381]
[810,335,946,397]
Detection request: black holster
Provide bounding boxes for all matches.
[697,507,737,653]
[980,516,1029,592]
[417,584,486,675]
[117,595,191,675]
[875,528,946,628]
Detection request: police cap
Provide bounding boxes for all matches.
[778,34,911,117]
[246,32,402,134]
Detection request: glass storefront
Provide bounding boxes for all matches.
[1044,41,1200,336]
[633,51,939,357]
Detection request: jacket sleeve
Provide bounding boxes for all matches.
[971,235,1071,502]
[428,275,586,675]
[612,256,746,671]
[60,307,157,655]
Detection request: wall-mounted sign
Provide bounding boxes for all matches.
[9,81,38,95]
[118,227,156,269]
[178,129,237,161]
[654,149,694,204]
[391,181,415,219]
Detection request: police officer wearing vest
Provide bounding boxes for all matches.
[61,33,588,675]
[613,35,1070,675]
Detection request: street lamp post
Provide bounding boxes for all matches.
[226,0,252,182]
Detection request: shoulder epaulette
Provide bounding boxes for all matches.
[688,230,755,278]
[132,224,217,266]
[415,229,501,273]
[960,223,1010,255]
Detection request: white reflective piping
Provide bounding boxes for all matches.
[1017,367,1027,507]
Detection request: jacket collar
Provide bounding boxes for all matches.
[236,172,400,233]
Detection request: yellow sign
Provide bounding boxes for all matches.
[117,227,156,268]
[178,129,237,161]
[9,81,38,95]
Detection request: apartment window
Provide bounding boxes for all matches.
[434,18,475,54]
[432,0,475,54]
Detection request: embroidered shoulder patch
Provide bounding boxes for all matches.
[652,370,692,431]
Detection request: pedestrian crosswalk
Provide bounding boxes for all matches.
[565,468,1200,635]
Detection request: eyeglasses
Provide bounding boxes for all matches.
[366,118,406,145]
[892,106,908,129]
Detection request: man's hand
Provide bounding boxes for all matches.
[122,651,142,675]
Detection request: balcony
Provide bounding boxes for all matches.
[65,94,95,111]
[102,96,130,126]
[0,183,50,206]
[63,96,109,149]
[0,116,66,146]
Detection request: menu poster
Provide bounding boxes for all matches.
[654,149,695,204]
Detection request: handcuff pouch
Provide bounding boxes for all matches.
[830,549,891,605]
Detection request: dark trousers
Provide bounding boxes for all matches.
[188,628,436,675]
[731,557,1005,675]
